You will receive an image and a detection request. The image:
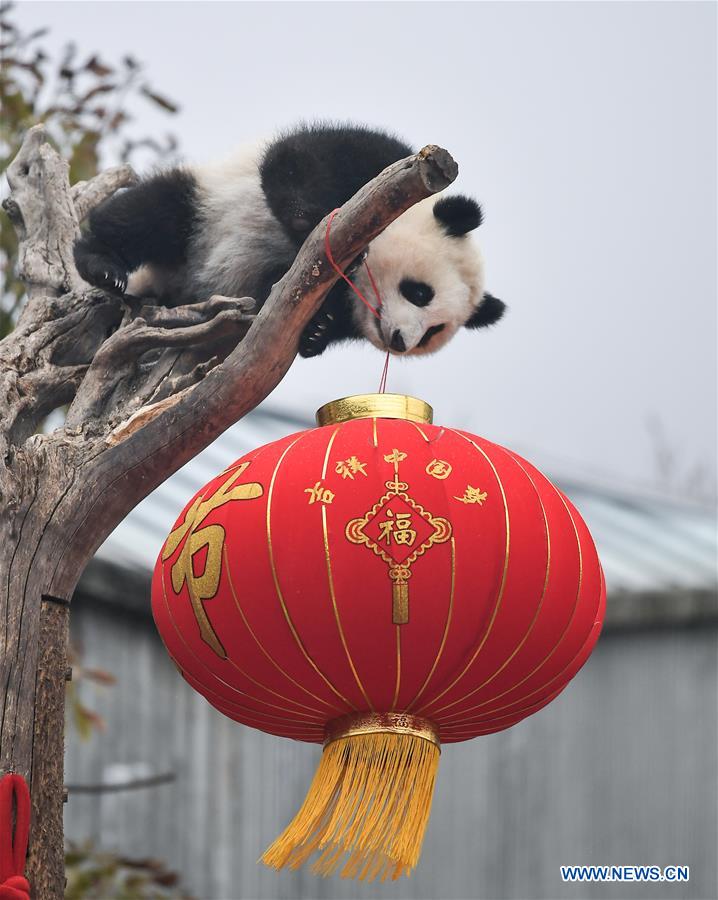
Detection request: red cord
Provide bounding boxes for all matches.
[0,775,30,900]
[324,209,382,319]
[324,209,391,392]
[378,351,390,393]
[362,261,383,315]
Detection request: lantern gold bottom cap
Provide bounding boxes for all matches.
[323,711,441,750]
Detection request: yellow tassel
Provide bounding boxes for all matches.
[392,582,409,624]
[261,713,440,882]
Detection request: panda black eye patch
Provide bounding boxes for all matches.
[400,279,435,307]
[418,324,445,347]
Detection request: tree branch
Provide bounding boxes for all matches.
[0,292,124,449]
[3,125,85,307]
[65,771,175,793]
[65,302,256,426]
[136,293,256,326]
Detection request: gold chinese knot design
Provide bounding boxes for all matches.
[161,463,263,658]
[346,449,451,625]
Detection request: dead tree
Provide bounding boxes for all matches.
[0,124,458,897]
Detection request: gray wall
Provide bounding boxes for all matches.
[66,601,717,900]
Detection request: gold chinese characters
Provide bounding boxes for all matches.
[305,481,335,505]
[161,463,264,658]
[378,509,417,547]
[425,459,452,480]
[454,485,488,505]
[335,456,368,480]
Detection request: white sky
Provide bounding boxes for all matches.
[15,0,718,500]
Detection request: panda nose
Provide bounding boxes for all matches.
[390,330,406,352]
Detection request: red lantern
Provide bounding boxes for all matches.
[152,394,605,881]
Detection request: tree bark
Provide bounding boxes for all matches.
[0,125,457,897]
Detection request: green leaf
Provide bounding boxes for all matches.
[0,88,34,127]
[68,130,100,183]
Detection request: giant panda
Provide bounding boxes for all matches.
[73,122,505,358]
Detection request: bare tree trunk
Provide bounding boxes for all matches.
[29,601,69,892]
[0,126,457,896]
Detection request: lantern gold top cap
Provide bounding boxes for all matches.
[316,393,433,426]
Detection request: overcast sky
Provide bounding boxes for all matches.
[16,0,718,501]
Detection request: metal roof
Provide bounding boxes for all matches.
[96,405,718,596]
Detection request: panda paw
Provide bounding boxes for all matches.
[74,249,129,295]
[90,263,128,295]
[299,309,335,358]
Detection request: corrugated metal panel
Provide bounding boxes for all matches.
[96,406,717,595]
[65,601,717,900]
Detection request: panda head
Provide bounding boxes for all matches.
[349,194,505,356]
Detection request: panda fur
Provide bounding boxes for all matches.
[73,122,504,358]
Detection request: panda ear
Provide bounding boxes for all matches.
[465,292,506,329]
[433,195,483,237]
